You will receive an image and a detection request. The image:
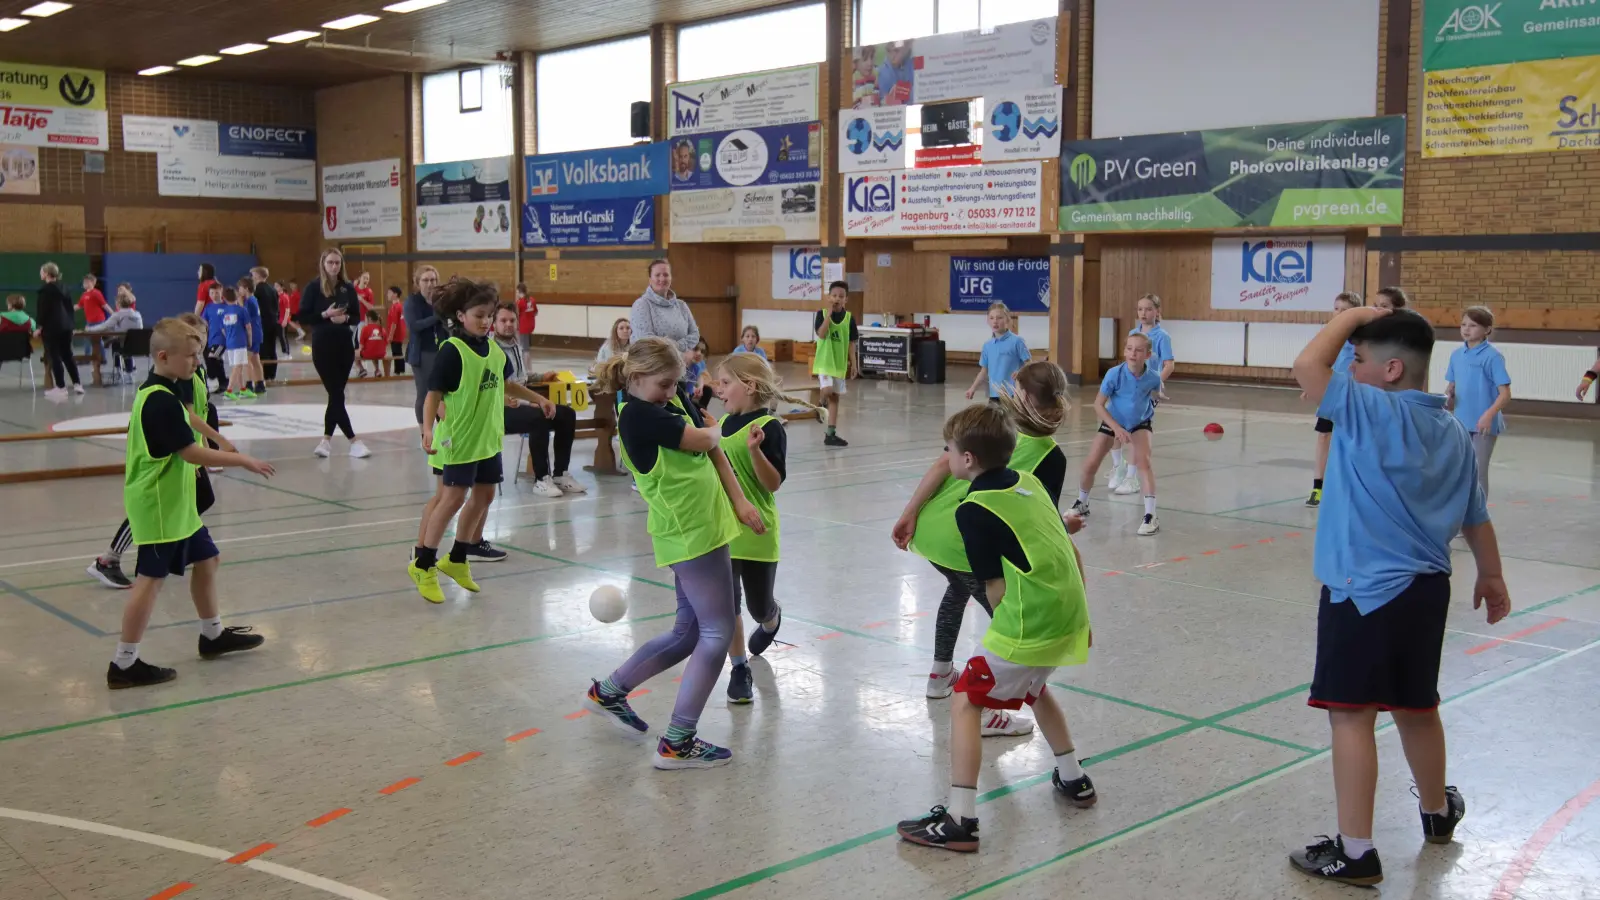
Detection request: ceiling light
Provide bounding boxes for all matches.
[219,42,267,55]
[138,65,176,76]
[322,13,379,29]
[20,2,71,16]
[268,30,320,43]
[0,17,28,30]
[176,55,221,67]
[384,0,446,11]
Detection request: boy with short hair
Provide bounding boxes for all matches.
[86,291,145,380]
[813,280,858,447]
[897,404,1096,854]
[966,302,1031,402]
[0,295,37,333]
[220,288,252,400]
[108,318,276,688]
[1288,306,1510,886]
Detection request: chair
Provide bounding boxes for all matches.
[115,329,152,386]
[0,331,35,390]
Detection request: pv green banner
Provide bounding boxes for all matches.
[1059,116,1406,232]
[1423,1,1600,70]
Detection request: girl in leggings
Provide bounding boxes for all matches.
[296,248,369,458]
[586,337,765,769]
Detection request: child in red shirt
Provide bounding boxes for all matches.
[515,282,537,352]
[355,272,375,319]
[79,274,111,325]
[357,309,387,377]
[384,285,407,375]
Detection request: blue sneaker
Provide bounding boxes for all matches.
[586,680,648,735]
[653,735,733,770]
[747,609,781,657]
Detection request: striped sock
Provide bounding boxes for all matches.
[664,724,695,746]
[597,676,625,697]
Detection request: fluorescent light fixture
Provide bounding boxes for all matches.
[0,17,28,30]
[138,65,176,76]
[176,54,221,67]
[20,2,72,16]
[268,30,320,43]
[219,42,267,55]
[384,0,446,11]
[322,13,379,29]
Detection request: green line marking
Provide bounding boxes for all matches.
[1510,582,1600,618]
[214,471,359,509]
[497,541,673,591]
[1213,495,1313,515]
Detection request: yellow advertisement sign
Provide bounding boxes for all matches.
[0,60,106,111]
[1422,55,1600,158]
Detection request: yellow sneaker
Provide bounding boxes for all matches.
[408,561,445,604]
[436,558,480,593]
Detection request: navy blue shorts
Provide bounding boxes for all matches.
[440,453,503,487]
[134,526,220,579]
[1309,573,1450,712]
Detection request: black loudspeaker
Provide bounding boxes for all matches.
[915,340,946,384]
[630,101,651,139]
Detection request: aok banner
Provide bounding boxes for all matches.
[1424,0,1600,70]
[1421,56,1600,157]
[1060,116,1406,232]
[0,60,108,149]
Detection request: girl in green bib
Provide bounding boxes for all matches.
[587,337,766,769]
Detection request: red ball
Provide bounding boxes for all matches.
[1203,423,1224,441]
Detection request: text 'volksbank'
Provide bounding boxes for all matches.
[562,156,652,186]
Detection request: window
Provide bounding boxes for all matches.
[676,4,826,82]
[858,0,1057,44]
[536,35,651,154]
[422,64,514,164]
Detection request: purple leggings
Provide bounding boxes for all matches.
[609,544,736,731]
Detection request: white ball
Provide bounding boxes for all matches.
[589,585,628,623]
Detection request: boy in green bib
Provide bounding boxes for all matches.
[109,318,276,689]
[898,404,1096,853]
[812,280,857,447]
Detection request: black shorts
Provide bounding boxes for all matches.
[1098,419,1153,437]
[134,526,220,579]
[440,453,503,487]
[1309,573,1450,712]
[1314,417,1334,434]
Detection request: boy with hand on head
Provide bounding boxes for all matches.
[1288,305,1510,886]
[108,318,275,688]
[813,280,858,447]
[897,404,1096,853]
[966,302,1031,402]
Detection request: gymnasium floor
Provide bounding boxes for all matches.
[0,356,1596,900]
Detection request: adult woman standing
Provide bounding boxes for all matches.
[195,263,219,315]
[403,265,446,424]
[628,259,700,365]
[37,262,82,398]
[296,248,369,458]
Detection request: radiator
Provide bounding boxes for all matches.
[1246,323,1322,369]
[1428,342,1594,404]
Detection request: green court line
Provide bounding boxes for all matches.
[213,471,359,509]
[1212,494,1313,515]
[498,541,673,591]
[1511,582,1600,618]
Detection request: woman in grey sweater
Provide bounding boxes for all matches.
[403,265,445,424]
[629,259,700,359]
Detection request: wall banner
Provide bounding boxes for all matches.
[669,183,818,243]
[1422,56,1600,157]
[949,257,1051,313]
[837,107,906,173]
[850,17,1057,108]
[0,61,108,149]
[157,154,316,201]
[772,245,823,301]
[524,142,670,203]
[218,123,315,159]
[521,197,654,248]
[122,115,219,154]
[1060,116,1406,231]
[0,144,39,195]
[1423,0,1600,70]
[415,157,514,251]
[1209,235,1347,311]
[981,87,1061,162]
[842,161,1043,238]
[321,159,403,239]
[668,65,819,137]
[669,122,821,191]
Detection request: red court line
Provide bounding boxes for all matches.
[1489,776,1600,900]
[147,883,195,900]
[863,621,889,628]
[1103,570,1124,577]
[1284,531,1302,538]
[505,728,541,742]
[671,675,684,681]
[1465,618,1567,655]
[304,808,351,828]
[224,842,276,865]
[907,611,930,618]
[1202,550,1221,556]
[445,751,482,767]
[378,776,422,795]
[1257,537,1274,544]
[1169,556,1190,563]
[817,632,843,640]
[564,710,590,720]
[1231,544,1249,549]
[627,688,650,698]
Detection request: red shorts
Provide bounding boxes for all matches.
[953,652,1056,711]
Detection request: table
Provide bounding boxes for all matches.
[40,331,117,389]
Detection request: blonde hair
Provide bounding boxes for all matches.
[175,313,207,347]
[943,404,1017,472]
[593,336,684,393]
[414,265,439,288]
[715,353,821,413]
[1126,332,1153,351]
[317,248,346,298]
[997,360,1070,437]
[607,317,631,352]
[150,317,202,356]
[40,262,59,280]
[987,301,1010,316]
[1137,293,1162,321]
[250,266,269,280]
[1334,291,1363,308]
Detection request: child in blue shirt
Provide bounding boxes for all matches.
[240,277,266,395]
[1288,305,1509,888]
[1111,293,1174,495]
[1444,305,1511,496]
[966,303,1031,402]
[219,287,253,400]
[1308,291,1365,507]
[731,325,768,361]
[200,282,229,393]
[1072,332,1162,535]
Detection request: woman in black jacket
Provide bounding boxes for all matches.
[38,262,82,397]
[296,248,369,458]
[402,264,446,424]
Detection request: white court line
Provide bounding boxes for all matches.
[0,806,391,900]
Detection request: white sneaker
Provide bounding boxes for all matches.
[980,709,1035,737]
[72,383,85,395]
[207,466,224,474]
[551,474,586,494]
[531,477,564,498]
[1106,462,1124,489]
[926,668,955,699]
[348,440,371,459]
[629,482,640,493]
[1114,473,1141,495]
[313,439,332,458]
[44,387,68,401]
[1137,514,1160,536]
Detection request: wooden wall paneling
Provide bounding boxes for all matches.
[528,257,652,296]
[667,244,734,298]
[0,206,86,253]
[687,300,737,354]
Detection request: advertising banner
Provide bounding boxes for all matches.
[524,142,670,203]
[157,154,316,201]
[669,122,821,191]
[1060,116,1405,232]
[837,107,906,173]
[668,64,818,137]
[1209,235,1347,311]
[772,245,823,301]
[850,17,1057,108]
[415,157,514,251]
[0,144,38,196]
[982,87,1062,162]
[0,60,108,149]
[842,161,1043,238]
[522,197,654,248]
[321,159,403,239]
[122,115,219,154]
[949,257,1051,313]
[1423,0,1600,69]
[218,123,315,159]
[1421,57,1600,157]
[669,183,818,242]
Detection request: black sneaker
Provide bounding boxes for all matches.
[747,610,781,657]
[727,663,753,704]
[823,433,849,447]
[254,382,267,395]
[1421,786,1466,844]
[1052,767,1097,808]
[87,558,132,590]
[897,806,979,853]
[1289,836,1383,886]
[107,659,177,690]
[465,540,508,562]
[199,626,265,660]
[1070,499,1090,518]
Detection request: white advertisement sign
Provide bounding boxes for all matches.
[981,88,1061,162]
[157,153,316,201]
[415,157,515,251]
[772,245,823,301]
[668,64,819,137]
[852,17,1057,108]
[842,162,1043,238]
[1209,235,1347,311]
[0,144,39,195]
[0,105,108,150]
[322,159,403,239]
[837,107,907,173]
[121,115,219,154]
[669,182,819,243]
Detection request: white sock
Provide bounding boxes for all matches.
[1339,834,1374,857]
[948,785,977,821]
[931,660,954,676]
[1110,448,1124,469]
[113,642,139,669]
[200,617,223,640]
[102,550,122,565]
[1422,802,1448,816]
[1054,750,1084,781]
[729,654,748,667]
[1078,489,1090,503]
[1143,495,1157,516]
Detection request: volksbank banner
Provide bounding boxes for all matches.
[1060,116,1406,232]
[524,142,670,203]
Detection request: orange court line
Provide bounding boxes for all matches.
[445,752,482,767]
[817,632,843,640]
[1465,618,1567,656]
[378,776,422,795]
[225,842,276,865]
[672,675,684,681]
[1169,556,1190,563]
[1257,537,1274,544]
[863,621,889,628]
[1284,531,1302,538]
[1103,570,1124,576]
[304,808,351,828]
[1490,776,1600,900]
[626,688,650,698]
[147,883,195,900]
[1202,550,1221,556]
[564,710,590,720]
[907,611,930,617]
[506,728,541,742]
[1231,544,1249,549]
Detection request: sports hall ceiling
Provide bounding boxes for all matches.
[0,0,784,86]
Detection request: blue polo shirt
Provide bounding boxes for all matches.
[1314,372,1488,615]
[245,295,263,352]
[1131,324,1174,369]
[1445,341,1511,436]
[1333,341,1356,375]
[979,330,1031,398]
[1100,362,1162,429]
